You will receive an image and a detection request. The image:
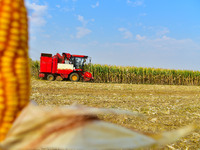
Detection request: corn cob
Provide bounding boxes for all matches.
[0,0,29,141]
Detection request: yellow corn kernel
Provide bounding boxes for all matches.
[1,56,13,62]
[17,49,25,56]
[15,62,25,67]
[2,5,11,12]
[20,35,28,42]
[1,67,13,74]
[12,12,20,20]
[1,11,11,19]
[0,23,9,30]
[4,110,16,117]
[18,79,27,84]
[11,21,20,27]
[0,128,10,134]
[0,17,10,24]
[20,6,27,13]
[3,116,15,122]
[20,11,27,18]
[0,89,3,95]
[0,30,7,36]
[1,63,12,69]
[0,96,4,103]
[19,43,28,49]
[6,97,18,106]
[19,97,28,103]
[10,34,20,41]
[20,29,27,35]
[19,82,28,88]
[8,40,19,47]
[15,68,26,73]
[2,72,14,78]
[20,101,28,108]
[12,2,20,9]
[1,62,12,68]
[0,44,5,51]
[20,18,27,24]
[0,36,7,42]
[4,78,17,83]
[4,50,15,57]
[4,107,18,112]
[0,104,5,110]
[16,57,27,63]
[0,136,6,142]
[18,89,27,95]
[10,28,20,34]
[3,0,12,4]
[15,67,27,72]
[20,24,28,30]
[5,83,17,90]
[1,123,13,132]
[6,46,17,52]
[5,91,17,97]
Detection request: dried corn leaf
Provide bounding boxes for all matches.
[0,104,196,150]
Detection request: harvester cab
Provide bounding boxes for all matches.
[39,52,93,82]
[68,55,88,69]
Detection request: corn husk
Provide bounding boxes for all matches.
[0,104,195,150]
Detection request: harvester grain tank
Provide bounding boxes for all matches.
[39,52,93,82]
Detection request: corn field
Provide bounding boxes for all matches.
[30,60,200,85]
[30,59,40,78]
[84,64,200,85]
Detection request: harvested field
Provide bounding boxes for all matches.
[31,78,200,149]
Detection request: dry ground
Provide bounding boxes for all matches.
[31,78,200,149]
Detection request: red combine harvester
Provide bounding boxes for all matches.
[39,53,93,82]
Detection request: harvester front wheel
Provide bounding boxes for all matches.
[56,76,63,81]
[69,73,80,82]
[47,74,55,81]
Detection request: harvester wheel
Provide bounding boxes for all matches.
[47,74,55,81]
[56,76,63,81]
[69,73,80,82]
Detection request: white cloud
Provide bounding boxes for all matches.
[139,13,147,16]
[118,28,133,39]
[114,36,200,54]
[77,15,88,26]
[75,15,93,38]
[56,5,61,8]
[76,27,91,38]
[109,36,200,70]
[91,2,99,8]
[127,0,144,7]
[156,28,170,36]
[161,35,171,40]
[43,34,51,38]
[26,1,48,26]
[136,34,146,40]
[63,7,75,12]
[61,0,76,12]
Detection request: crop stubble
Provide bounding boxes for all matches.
[31,78,200,149]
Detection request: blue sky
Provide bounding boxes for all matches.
[26,0,200,70]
